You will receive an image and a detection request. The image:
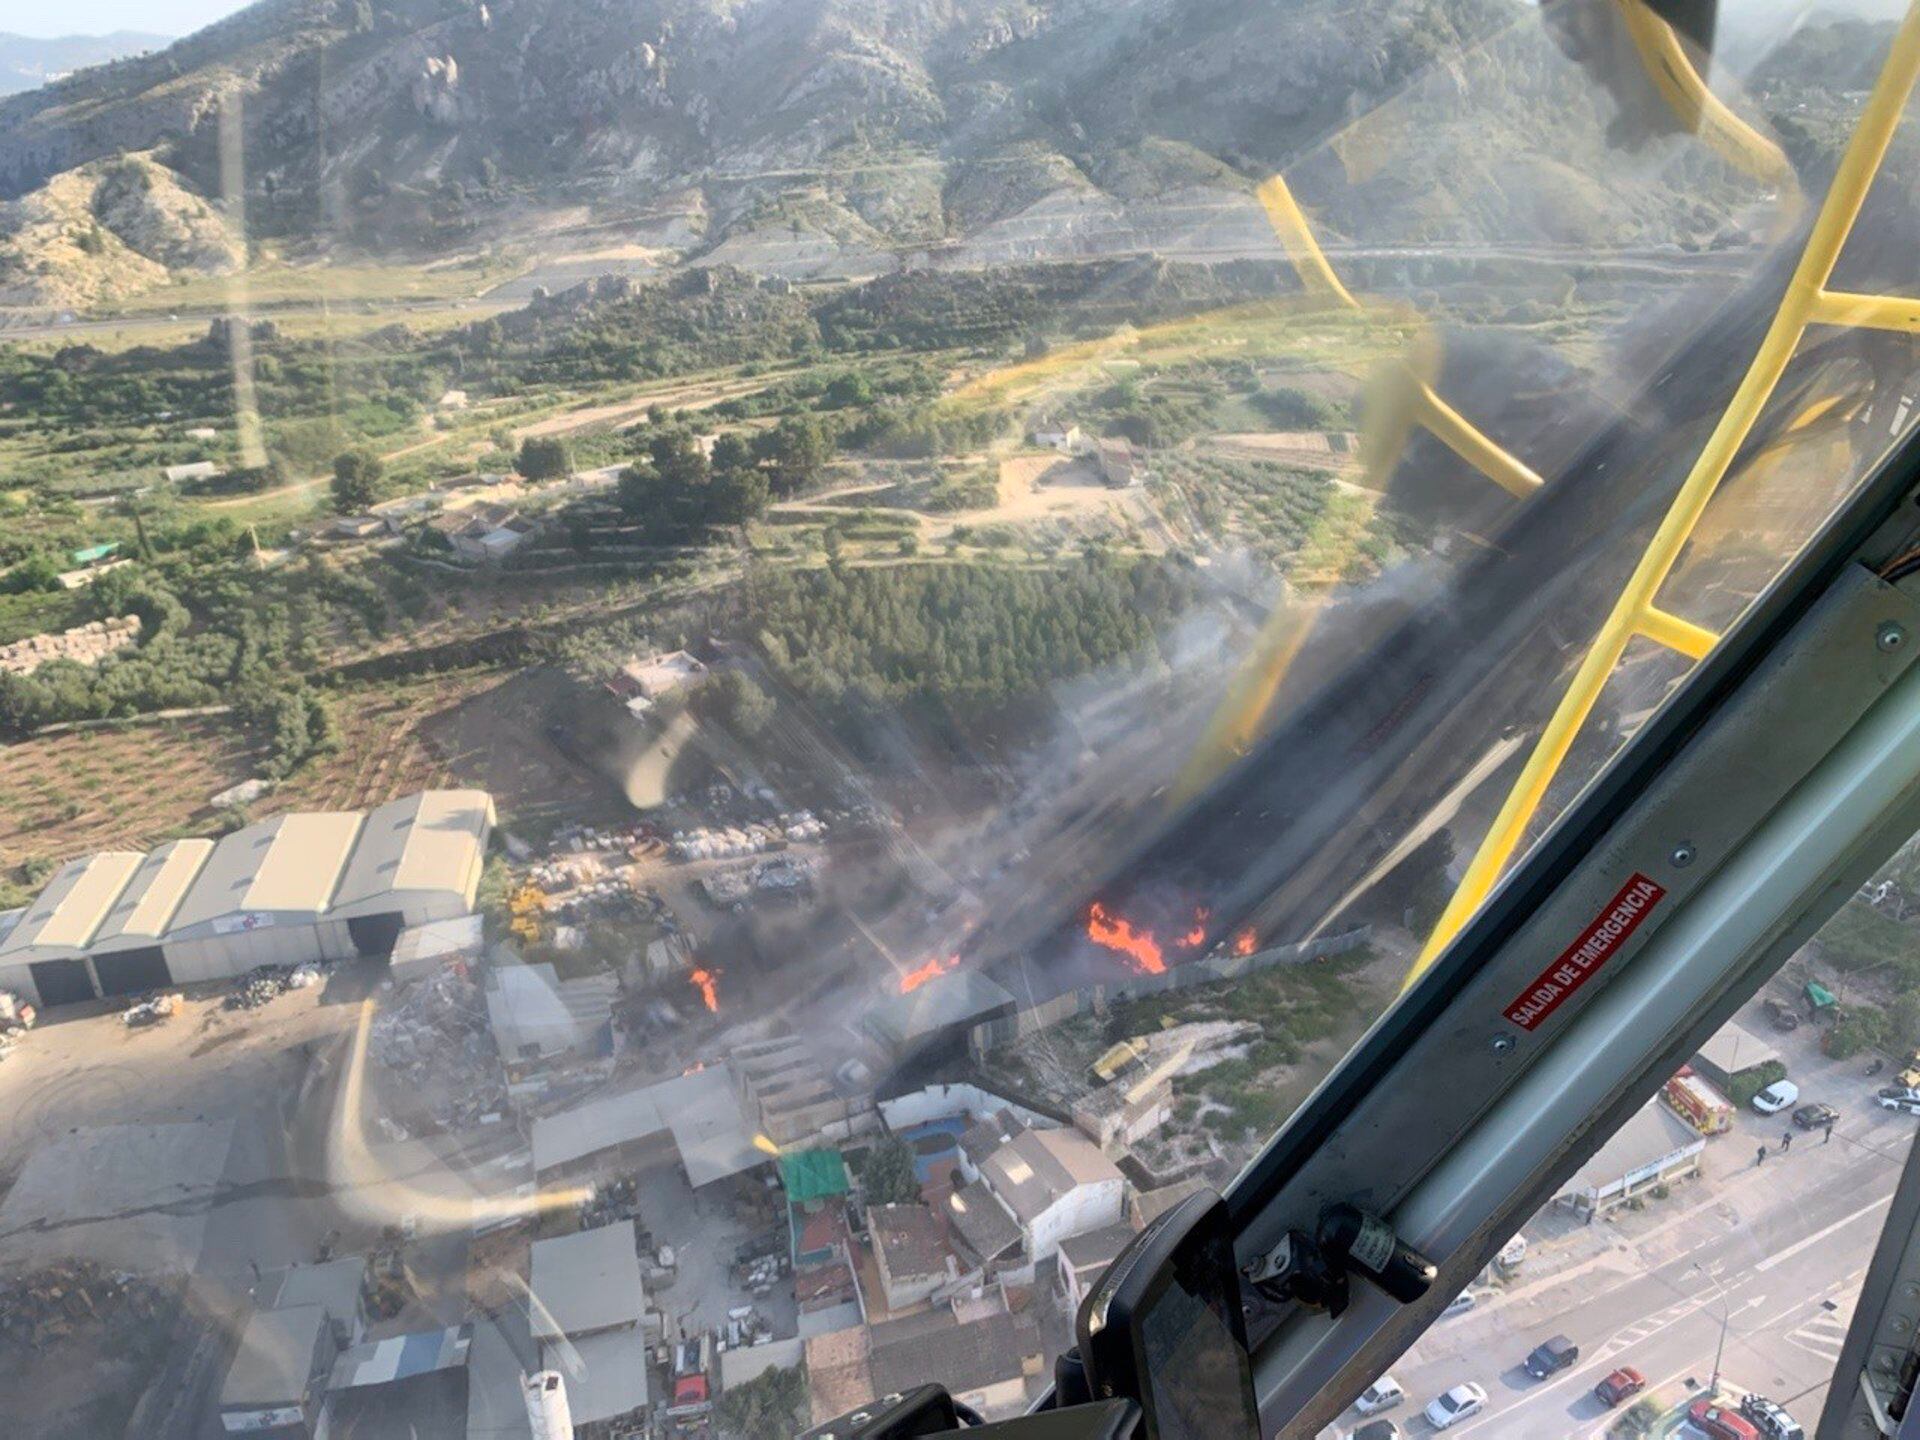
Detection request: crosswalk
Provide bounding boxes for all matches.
[1785,1296,1854,1365]
[1609,1296,1706,1351]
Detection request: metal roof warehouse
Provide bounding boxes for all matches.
[0,790,494,1008]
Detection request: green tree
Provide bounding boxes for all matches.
[710,431,754,474]
[755,414,830,496]
[517,436,574,480]
[714,1363,805,1440]
[712,669,776,737]
[855,1135,920,1205]
[824,371,873,408]
[709,462,770,527]
[0,551,60,594]
[330,450,384,513]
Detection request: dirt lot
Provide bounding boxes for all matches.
[0,667,606,872]
[0,714,258,863]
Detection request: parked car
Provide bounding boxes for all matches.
[1354,1377,1404,1414]
[1424,1384,1488,1430]
[1689,1399,1763,1440]
[1762,997,1800,1031]
[1791,1102,1839,1129]
[1879,1085,1920,1105]
[1594,1367,1646,1406]
[1752,1079,1801,1114]
[1738,1394,1806,1440]
[1440,1289,1480,1320]
[1344,1423,1402,1440]
[1881,1093,1920,1116]
[1523,1334,1580,1379]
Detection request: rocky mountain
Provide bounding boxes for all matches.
[0,0,1805,300]
[0,153,244,307]
[0,30,171,97]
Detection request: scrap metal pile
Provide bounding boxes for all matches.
[223,963,321,1010]
[0,1262,164,1352]
[368,961,506,1130]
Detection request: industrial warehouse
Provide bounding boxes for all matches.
[0,790,494,1007]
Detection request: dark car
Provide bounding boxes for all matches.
[1739,1394,1807,1440]
[1762,997,1800,1032]
[1792,1102,1839,1129]
[1594,1367,1646,1406]
[1523,1334,1579,1379]
[1347,1423,1402,1440]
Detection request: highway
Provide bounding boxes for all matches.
[1350,1024,1914,1438]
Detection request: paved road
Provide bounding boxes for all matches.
[1348,1039,1916,1439]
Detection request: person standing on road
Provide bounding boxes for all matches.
[1825,1118,1836,1145]
[1756,1143,1769,1166]
[1782,1128,1793,1152]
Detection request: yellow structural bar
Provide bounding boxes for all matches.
[1409,3,1920,986]
[1255,176,1362,311]
[1614,0,1798,191]
[1808,290,1920,332]
[1637,605,1720,660]
[1417,380,1547,498]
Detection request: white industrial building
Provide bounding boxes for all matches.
[0,790,494,1007]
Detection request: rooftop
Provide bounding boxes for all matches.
[330,1325,471,1389]
[1693,1020,1781,1076]
[528,1222,645,1341]
[1568,1098,1705,1195]
[0,851,144,959]
[863,970,1017,1049]
[221,1304,328,1409]
[979,1127,1124,1225]
[1058,1222,1138,1273]
[331,790,493,911]
[804,1326,874,1425]
[960,1110,1026,1171]
[265,1256,365,1331]
[485,962,617,1060]
[868,1311,1039,1400]
[944,1180,1021,1266]
[530,1066,763,1188]
[542,1325,650,1423]
[171,810,366,930]
[869,1203,953,1282]
[90,840,214,948]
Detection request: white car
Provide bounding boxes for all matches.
[1354,1376,1404,1414]
[1425,1383,1488,1430]
[1752,1079,1801,1114]
[1881,1093,1920,1116]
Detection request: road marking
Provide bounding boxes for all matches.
[1755,1194,1892,1271]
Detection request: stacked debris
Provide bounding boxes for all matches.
[120,993,180,1027]
[368,961,506,1129]
[0,1262,164,1352]
[0,990,37,1033]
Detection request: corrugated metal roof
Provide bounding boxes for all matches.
[528,1222,645,1340]
[0,851,144,959]
[332,790,491,909]
[171,812,365,931]
[92,840,214,947]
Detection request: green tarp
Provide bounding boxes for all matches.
[779,1148,848,1203]
[1804,981,1838,1010]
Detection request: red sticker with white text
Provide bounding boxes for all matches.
[1503,873,1666,1031]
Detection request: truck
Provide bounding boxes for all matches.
[1663,1067,1734,1135]
[667,1335,713,1420]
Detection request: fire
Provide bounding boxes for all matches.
[1086,902,1167,975]
[1177,906,1212,950]
[1231,928,1257,957]
[899,954,959,994]
[688,967,720,1012]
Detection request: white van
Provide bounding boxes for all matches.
[1355,1376,1405,1413]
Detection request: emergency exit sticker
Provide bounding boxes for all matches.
[1503,873,1667,1031]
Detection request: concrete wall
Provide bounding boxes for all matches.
[1025,1179,1126,1265]
[877,1083,1055,1135]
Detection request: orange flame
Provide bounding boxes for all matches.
[1177,906,1212,950]
[1087,902,1166,975]
[1231,928,1256,957]
[688,967,720,1012]
[899,954,959,994]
